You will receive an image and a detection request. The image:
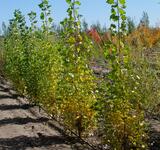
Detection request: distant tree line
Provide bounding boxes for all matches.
[51,11,150,35]
[0,11,150,37]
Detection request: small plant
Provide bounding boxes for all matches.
[39,0,53,36]
[56,0,97,137]
[95,0,148,149]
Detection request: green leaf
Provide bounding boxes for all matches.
[111,8,116,15]
[48,17,53,23]
[33,20,37,24]
[40,12,44,20]
[39,3,43,9]
[121,15,126,20]
[119,0,126,5]
[43,0,49,5]
[74,1,81,5]
[66,0,71,4]
[107,0,114,4]
[110,14,119,21]
[118,8,125,15]
[110,24,116,29]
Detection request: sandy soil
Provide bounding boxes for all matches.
[0,77,92,150]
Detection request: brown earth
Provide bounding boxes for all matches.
[148,119,160,150]
[0,77,92,150]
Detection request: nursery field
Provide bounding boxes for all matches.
[1,0,160,149]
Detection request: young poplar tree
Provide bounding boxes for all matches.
[96,0,147,149]
[56,0,97,137]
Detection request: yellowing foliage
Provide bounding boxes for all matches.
[127,26,160,49]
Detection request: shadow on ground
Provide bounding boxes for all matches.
[0,95,15,100]
[0,104,35,111]
[149,130,160,150]
[0,117,49,126]
[0,135,77,150]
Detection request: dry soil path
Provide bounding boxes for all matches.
[0,77,91,150]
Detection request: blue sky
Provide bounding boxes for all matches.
[0,0,160,30]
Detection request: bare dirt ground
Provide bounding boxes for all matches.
[1,75,160,150]
[0,77,92,150]
[149,118,160,150]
